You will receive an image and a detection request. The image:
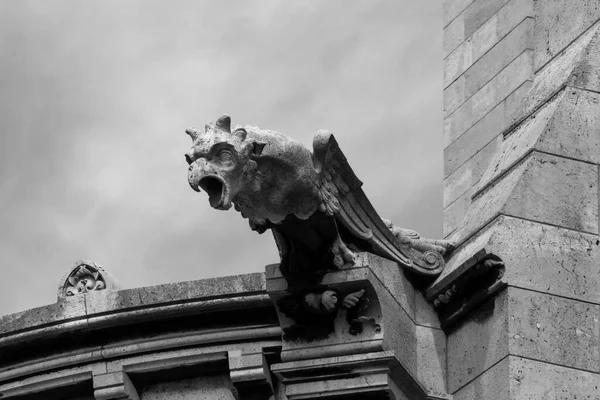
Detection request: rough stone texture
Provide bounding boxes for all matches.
[534,0,600,70]
[444,50,533,147]
[444,0,533,88]
[443,188,474,237]
[453,356,510,399]
[479,87,600,191]
[444,18,532,117]
[513,22,600,127]
[140,375,235,400]
[415,326,447,397]
[451,151,598,244]
[464,0,511,38]
[433,216,600,303]
[509,356,600,399]
[444,0,474,27]
[444,80,530,176]
[449,287,599,393]
[444,135,502,208]
[448,291,509,393]
[508,288,600,372]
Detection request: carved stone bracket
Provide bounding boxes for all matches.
[58,260,120,299]
[266,255,385,363]
[271,351,449,400]
[228,350,274,400]
[93,371,139,400]
[426,250,506,329]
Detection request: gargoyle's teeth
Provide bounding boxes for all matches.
[199,176,225,209]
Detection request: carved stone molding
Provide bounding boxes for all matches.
[228,350,274,400]
[271,351,449,400]
[426,250,506,329]
[58,260,120,299]
[93,371,139,400]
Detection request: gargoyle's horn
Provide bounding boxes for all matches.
[216,115,231,133]
[185,127,199,141]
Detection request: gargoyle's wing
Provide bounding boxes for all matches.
[312,131,444,276]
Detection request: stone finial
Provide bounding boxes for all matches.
[58,260,119,299]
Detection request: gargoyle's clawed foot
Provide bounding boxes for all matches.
[331,236,355,268]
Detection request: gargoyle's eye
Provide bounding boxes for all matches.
[218,150,233,163]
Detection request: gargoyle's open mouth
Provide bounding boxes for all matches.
[198,176,230,210]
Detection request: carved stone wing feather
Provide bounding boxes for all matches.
[312,131,445,276]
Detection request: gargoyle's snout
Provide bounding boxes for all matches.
[187,163,232,210]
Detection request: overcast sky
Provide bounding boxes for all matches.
[0,0,441,316]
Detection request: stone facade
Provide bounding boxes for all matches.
[1,1,599,399]
[441,0,600,398]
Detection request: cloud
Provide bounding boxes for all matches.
[0,0,442,316]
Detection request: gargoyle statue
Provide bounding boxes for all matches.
[185,115,454,285]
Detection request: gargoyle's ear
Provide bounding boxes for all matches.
[232,128,247,141]
[252,141,266,157]
[185,127,199,141]
[216,115,231,133]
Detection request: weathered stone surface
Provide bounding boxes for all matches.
[452,356,510,399]
[534,0,600,70]
[444,0,474,27]
[464,0,510,38]
[512,23,600,126]
[509,356,600,398]
[448,290,509,393]
[508,288,600,371]
[416,326,447,397]
[85,273,266,315]
[444,134,502,208]
[444,80,530,176]
[444,50,533,147]
[445,18,532,117]
[452,151,598,244]
[433,216,600,305]
[445,13,466,58]
[444,0,533,88]
[444,188,473,237]
[454,355,600,399]
[0,295,86,337]
[140,375,235,400]
[479,87,600,191]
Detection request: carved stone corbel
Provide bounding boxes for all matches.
[93,371,139,400]
[426,250,506,329]
[228,350,273,400]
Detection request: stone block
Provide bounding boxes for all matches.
[443,189,472,238]
[85,273,266,315]
[452,152,599,244]
[444,0,474,27]
[444,50,533,147]
[444,79,529,178]
[452,356,510,399]
[479,87,600,192]
[454,356,600,399]
[508,288,600,371]
[513,23,599,125]
[448,290,509,393]
[445,0,533,88]
[444,134,502,207]
[0,295,86,337]
[534,0,600,70]
[434,216,600,305]
[464,0,510,38]
[445,14,466,58]
[415,325,447,397]
[445,18,532,117]
[508,356,600,398]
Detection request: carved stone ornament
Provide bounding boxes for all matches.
[185,115,455,284]
[60,260,110,298]
[185,115,454,340]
